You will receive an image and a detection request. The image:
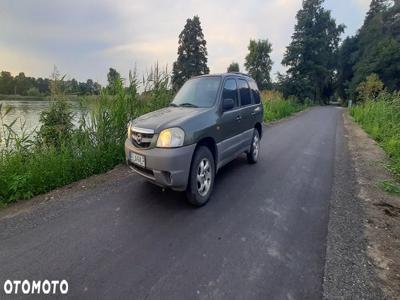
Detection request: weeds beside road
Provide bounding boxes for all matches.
[350,92,400,193]
[261,91,311,122]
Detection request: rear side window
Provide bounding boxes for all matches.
[249,80,261,104]
[222,79,238,107]
[237,79,252,106]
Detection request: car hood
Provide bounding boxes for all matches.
[131,106,210,133]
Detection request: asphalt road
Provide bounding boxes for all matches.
[0,106,344,299]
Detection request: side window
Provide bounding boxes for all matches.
[238,79,252,106]
[249,80,261,104]
[222,78,238,107]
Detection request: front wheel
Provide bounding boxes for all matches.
[186,146,215,207]
[247,129,260,164]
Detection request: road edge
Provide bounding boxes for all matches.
[343,110,400,298]
[322,109,384,299]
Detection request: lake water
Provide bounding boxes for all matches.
[0,100,84,136]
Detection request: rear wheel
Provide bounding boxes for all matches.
[186,146,215,207]
[247,129,260,164]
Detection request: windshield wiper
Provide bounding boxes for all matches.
[169,103,178,107]
[179,102,199,108]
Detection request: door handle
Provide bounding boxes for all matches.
[252,107,261,116]
[236,115,242,121]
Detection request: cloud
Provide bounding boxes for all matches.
[0,0,368,84]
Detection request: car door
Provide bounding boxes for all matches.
[216,78,243,168]
[237,78,254,148]
[249,79,263,124]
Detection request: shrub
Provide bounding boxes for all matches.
[262,90,310,122]
[37,100,74,148]
[356,74,385,102]
[351,91,400,179]
[26,87,41,97]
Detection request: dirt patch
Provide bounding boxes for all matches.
[0,164,133,221]
[344,112,400,299]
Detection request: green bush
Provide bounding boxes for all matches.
[26,87,41,97]
[356,74,385,102]
[350,91,400,180]
[38,100,74,148]
[262,90,310,122]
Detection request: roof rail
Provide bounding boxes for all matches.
[229,72,251,77]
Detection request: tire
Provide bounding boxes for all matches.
[247,129,260,164]
[186,146,215,207]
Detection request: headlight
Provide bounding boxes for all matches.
[156,127,185,148]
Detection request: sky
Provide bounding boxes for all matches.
[0,0,371,85]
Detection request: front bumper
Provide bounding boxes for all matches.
[125,139,196,191]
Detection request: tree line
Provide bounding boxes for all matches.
[1,0,398,103]
[337,0,400,101]
[170,0,399,104]
[0,70,102,97]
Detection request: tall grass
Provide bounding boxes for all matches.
[350,92,400,180]
[0,67,172,205]
[262,91,311,122]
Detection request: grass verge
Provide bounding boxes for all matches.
[261,91,311,122]
[350,92,400,183]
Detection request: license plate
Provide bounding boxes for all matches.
[130,152,145,167]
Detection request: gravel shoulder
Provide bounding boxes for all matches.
[323,110,400,299]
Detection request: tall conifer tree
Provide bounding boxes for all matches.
[282,0,344,104]
[172,16,209,91]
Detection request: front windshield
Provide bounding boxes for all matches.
[171,77,221,108]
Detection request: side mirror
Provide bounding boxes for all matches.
[222,98,235,111]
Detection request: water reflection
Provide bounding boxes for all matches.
[0,100,85,135]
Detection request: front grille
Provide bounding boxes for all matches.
[131,130,154,149]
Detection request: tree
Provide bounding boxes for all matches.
[0,71,14,94]
[107,68,122,95]
[14,72,32,95]
[93,82,101,95]
[336,36,359,100]
[66,78,79,94]
[78,81,89,95]
[172,16,209,91]
[364,0,389,24]
[227,62,240,73]
[244,39,273,90]
[355,37,400,92]
[36,78,50,95]
[282,0,345,104]
[346,1,400,97]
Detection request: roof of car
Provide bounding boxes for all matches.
[193,72,253,80]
